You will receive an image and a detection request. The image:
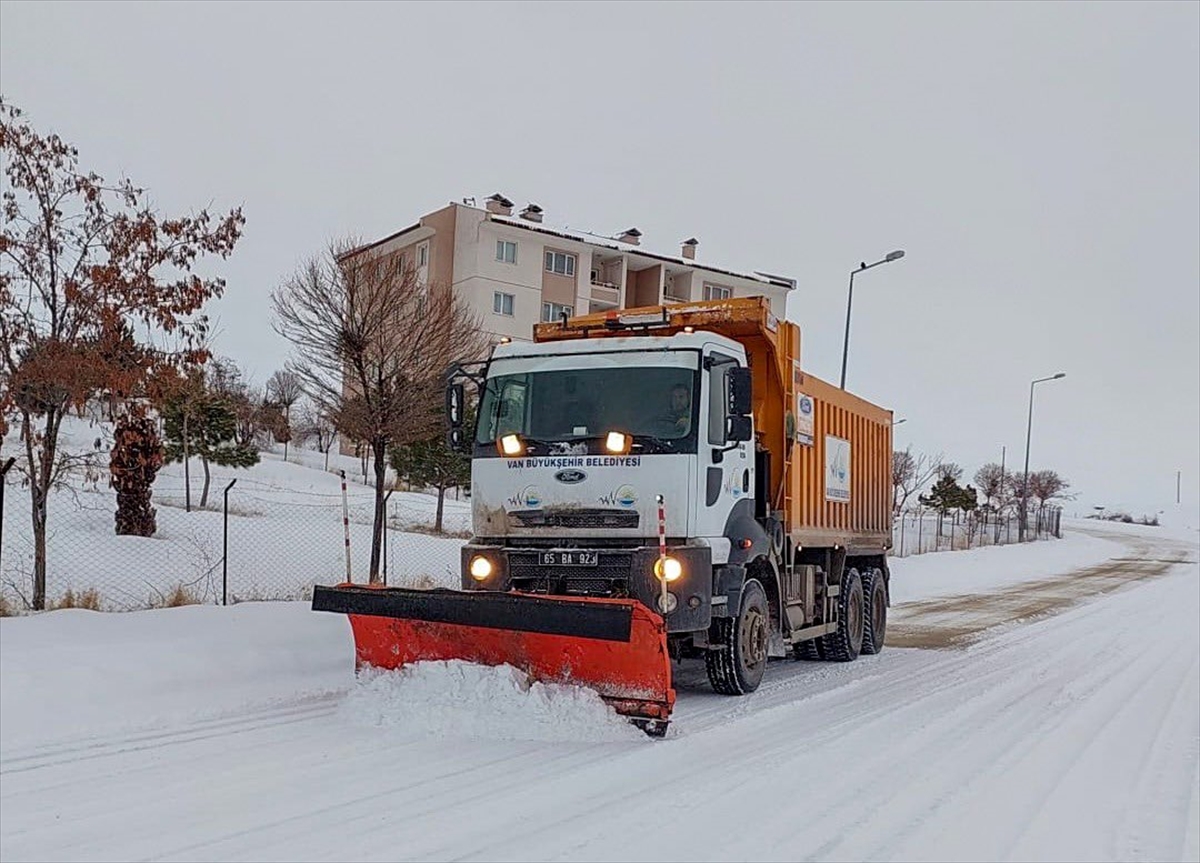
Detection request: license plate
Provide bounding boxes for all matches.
[540,551,598,567]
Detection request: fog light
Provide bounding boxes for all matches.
[654,556,683,582]
[605,431,630,454]
[469,556,493,581]
[498,434,524,456]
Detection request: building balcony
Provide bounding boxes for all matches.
[589,282,621,307]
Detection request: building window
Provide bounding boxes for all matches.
[493,291,514,316]
[544,250,576,277]
[496,240,517,264]
[416,242,429,268]
[541,302,573,322]
[703,283,732,301]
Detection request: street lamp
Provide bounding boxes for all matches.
[892,418,907,426]
[840,250,905,390]
[1020,372,1066,541]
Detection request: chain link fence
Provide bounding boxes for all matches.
[891,506,1063,558]
[2,452,1066,612]
[0,465,470,613]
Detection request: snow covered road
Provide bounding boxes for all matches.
[1,525,1197,862]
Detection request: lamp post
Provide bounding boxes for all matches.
[892,418,907,426]
[840,250,905,390]
[1020,372,1065,541]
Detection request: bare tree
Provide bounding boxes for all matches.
[893,446,945,513]
[271,239,486,582]
[892,449,915,514]
[266,369,302,460]
[1028,469,1071,510]
[0,100,243,609]
[203,357,263,448]
[974,463,1006,511]
[296,399,337,466]
[935,461,963,482]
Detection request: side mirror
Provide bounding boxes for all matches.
[726,415,753,443]
[446,383,465,429]
[447,427,468,454]
[728,367,752,416]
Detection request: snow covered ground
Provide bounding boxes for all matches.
[1,520,1196,862]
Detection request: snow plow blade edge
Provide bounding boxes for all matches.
[312,584,675,724]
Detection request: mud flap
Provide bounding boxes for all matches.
[312,584,676,723]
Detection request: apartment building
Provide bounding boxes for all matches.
[350,193,795,343]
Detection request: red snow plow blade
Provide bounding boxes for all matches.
[312,584,675,731]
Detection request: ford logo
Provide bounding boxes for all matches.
[555,469,587,484]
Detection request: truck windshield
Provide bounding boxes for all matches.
[476,365,698,454]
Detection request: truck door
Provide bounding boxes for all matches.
[694,347,753,541]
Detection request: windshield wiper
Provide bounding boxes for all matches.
[634,434,679,454]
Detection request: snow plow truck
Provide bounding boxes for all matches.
[313,296,894,735]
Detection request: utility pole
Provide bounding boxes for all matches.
[1020,373,1066,541]
[839,250,905,390]
[1000,445,1006,502]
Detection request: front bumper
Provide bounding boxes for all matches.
[461,543,712,633]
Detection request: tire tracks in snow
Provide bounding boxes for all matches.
[0,694,341,777]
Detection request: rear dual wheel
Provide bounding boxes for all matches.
[861,567,887,655]
[820,568,864,662]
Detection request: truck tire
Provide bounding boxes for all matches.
[819,568,864,662]
[706,578,769,695]
[793,639,823,661]
[861,567,887,655]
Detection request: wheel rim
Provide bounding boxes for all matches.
[740,606,767,671]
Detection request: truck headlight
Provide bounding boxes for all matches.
[498,434,524,456]
[654,556,683,582]
[605,431,630,454]
[469,556,494,581]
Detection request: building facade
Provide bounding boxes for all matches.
[351,193,795,344]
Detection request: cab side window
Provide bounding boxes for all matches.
[707,356,732,446]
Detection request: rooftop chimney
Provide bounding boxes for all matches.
[485,193,514,216]
[681,237,698,260]
[519,202,543,223]
[619,227,642,246]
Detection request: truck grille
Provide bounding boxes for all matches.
[508,551,634,597]
[509,509,639,529]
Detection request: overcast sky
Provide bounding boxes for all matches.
[3,1,1197,520]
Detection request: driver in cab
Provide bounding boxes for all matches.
[660,383,692,436]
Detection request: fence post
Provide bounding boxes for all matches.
[340,470,352,583]
[222,478,237,606]
[917,509,923,555]
[382,490,393,586]
[0,457,15,577]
